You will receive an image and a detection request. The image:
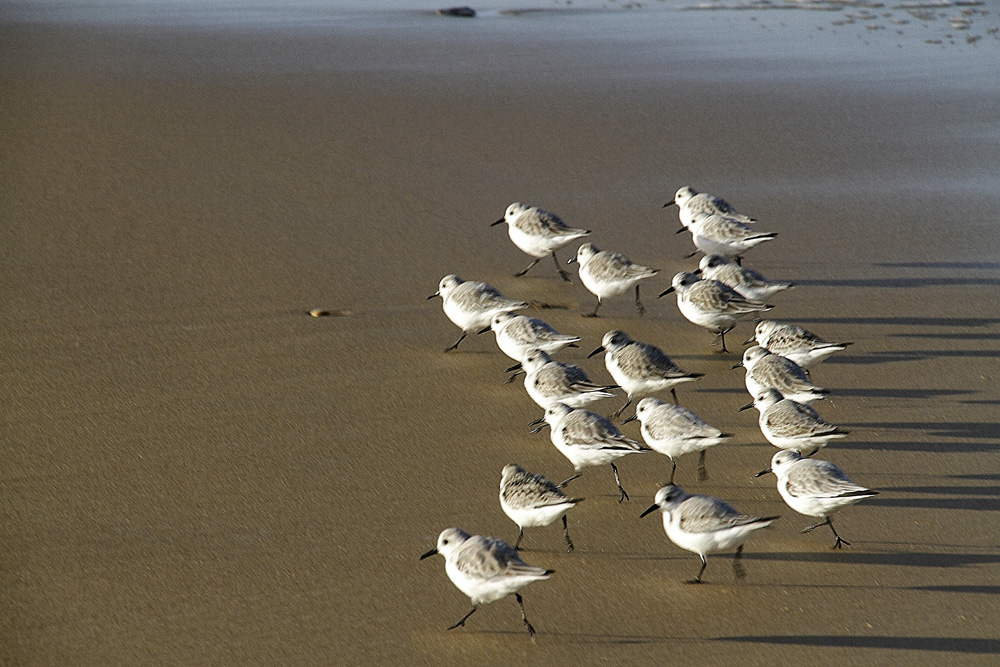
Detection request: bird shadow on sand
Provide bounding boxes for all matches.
[909,585,1000,595]
[746,550,1000,569]
[788,316,1000,328]
[714,635,1000,654]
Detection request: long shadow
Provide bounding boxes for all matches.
[843,421,1000,439]
[893,332,1000,341]
[865,496,1000,511]
[833,388,978,400]
[878,262,1000,270]
[789,316,1000,327]
[829,349,1000,363]
[910,585,1000,594]
[748,551,1000,568]
[883,485,1000,496]
[716,635,1000,654]
[792,278,1000,288]
[836,440,1000,453]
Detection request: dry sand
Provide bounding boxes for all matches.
[2,12,999,666]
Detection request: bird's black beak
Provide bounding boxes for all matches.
[621,413,638,425]
[658,287,675,298]
[427,292,439,300]
[754,467,772,478]
[663,201,677,209]
[743,335,756,345]
[639,504,659,519]
[477,326,491,335]
[738,401,754,412]
[527,416,546,427]
[675,227,686,235]
[587,346,604,359]
[692,269,702,276]
[731,362,743,370]
[491,218,505,226]
[529,423,549,434]
[419,548,438,560]
[505,362,522,374]
[566,257,578,265]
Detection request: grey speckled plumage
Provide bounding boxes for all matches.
[499,464,583,551]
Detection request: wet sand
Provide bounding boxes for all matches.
[2,12,999,665]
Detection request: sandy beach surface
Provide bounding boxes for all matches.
[3,2,999,664]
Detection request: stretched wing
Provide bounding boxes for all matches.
[678,495,765,533]
[785,460,871,499]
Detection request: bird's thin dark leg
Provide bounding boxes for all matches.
[562,515,574,552]
[447,606,478,630]
[687,555,708,584]
[558,473,581,488]
[610,397,632,421]
[552,252,572,283]
[634,285,646,316]
[827,518,850,549]
[732,544,746,579]
[514,527,525,551]
[444,332,467,353]
[514,257,541,277]
[697,450,708,481]
[611,463,629,502]
[515,593,536,637]
[584,300,602,318]
[719,329,729,353]
[668,459,677,485]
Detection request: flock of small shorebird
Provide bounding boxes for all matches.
[420,187,878,637]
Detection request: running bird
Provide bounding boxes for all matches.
[499,464,584,552]
[684,211,777,261]
[492,202,591,282]
[734,346,829,404]
[640,484,778,583]
[483,311,581,362]
[508,348,617,410]
[659,272,772,353]
[664,186,757,231]
[756,450,877,549]
[420,527,553,636]
[740,388,848,455]
[697,254,794,302]
[531,402,650,502]
[747,320,853,369]
[567,243,659,317]
[428,274,527,352]
[623,397,730,483]
[588,329,703,417]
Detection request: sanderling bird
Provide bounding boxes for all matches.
[659,272,772,353]
[622,397,730,483]
[697,254,793,302]
[588,329,703,417]
[640,484,778,583]
[684,212,777,261]
[483,311,581,362]
[499,464,584,552]
[747,320,853,369]
[664,186,757,231]
[492,202,591,282]
[567,243,659,317]
[741,388,848,455]
[734,346,829,404]
[508,348,617,411]
[757,450,878,549]
[420,527,553,636]
[532,402,650,502]
[428,274,527,352]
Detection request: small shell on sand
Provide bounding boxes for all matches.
[308,308,351,317]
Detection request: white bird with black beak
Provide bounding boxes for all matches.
[420,527,553,636]
[659,272,772,353]
[589,329,704,418]
[567,243,659,318]
[428,274,527,352]
[734,346,829,404]
[640,484,778,583]
[747,320,852,369]
[492,202,591,282]
[756,450,877,549]
[698,254,793,302]
[741,389,848,455]
[507,348,617,411]
[664,186,757,231]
